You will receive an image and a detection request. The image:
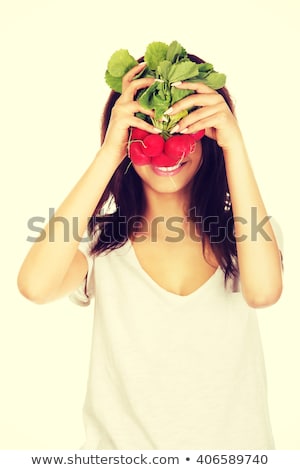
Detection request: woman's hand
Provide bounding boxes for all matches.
[165,82,243,151]
[101,63,161,163]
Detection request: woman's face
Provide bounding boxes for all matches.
[132,141,203,196]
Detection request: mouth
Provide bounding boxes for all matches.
[151,161,187,176]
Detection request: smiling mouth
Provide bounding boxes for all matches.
[153,161,187,173]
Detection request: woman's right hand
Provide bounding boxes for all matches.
[101,62,160,164]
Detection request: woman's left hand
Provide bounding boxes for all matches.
[165,81,243,151]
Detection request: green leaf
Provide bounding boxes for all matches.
[185,63,215,82]
[187,72,212,82]
[107,49,137,77]
[138,82,171,119]
[152,89,171,118]
[185,69,226,89]
[168,60,199,83]
[198,62,214,73]
[168,110,188,128]
[157,60,172,80]
[138,82,158,109]
[202,72,226,89]
[135,112,151,123]
[171,86,194,105]
[104,70,122,93]
[153,101,169,120]
[156,81,166,99]
[138,66,156,79]
[144,41,168,70]
[166,40,186,63]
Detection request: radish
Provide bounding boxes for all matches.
[142,134,165,157]
[129,142,151,165]
[128,128,151,165]
[128,127,201,167]
[151,152,179,167]
[164,135,196,160]
[130,128,149,140]
[191,129,205,140]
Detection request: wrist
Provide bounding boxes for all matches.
[222,130,247,159]
[94,144,126,168]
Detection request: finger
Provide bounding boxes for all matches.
[179,112,224,135]
[176,103,225,130]
[173,81,218,94]
[130,117,162,135]
[114,102,160,134]
[122,62,147,84]
[137,105,155,119]
[121,76,155,100]
[115,100,155,119]
[165,93,223,117]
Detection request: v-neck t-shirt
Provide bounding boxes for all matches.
[69,235,280,450]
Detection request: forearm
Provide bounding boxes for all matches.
[17,146,119,298]
[223,137,283,307]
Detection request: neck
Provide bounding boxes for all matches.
[144,188,190,220]
[135,184,196,241]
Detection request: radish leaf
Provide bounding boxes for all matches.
[171,86,194,104]
[201,72,226,89]
[157,60,172,80]
[105,40,227,136]
[138,82,159,109]
[144,42,168,70]
[166,40,186,62]
[107,49,137,77]
[105,70,122,93]
[168,60,199,82]
[198,62,214,72]
[168,110,188,127]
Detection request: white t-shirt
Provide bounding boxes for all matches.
[69,221,283,450]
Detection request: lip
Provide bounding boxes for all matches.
[151,161,187,176]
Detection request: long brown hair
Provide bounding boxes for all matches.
[87,54,238,282]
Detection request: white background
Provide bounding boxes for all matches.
[0,0,299,450]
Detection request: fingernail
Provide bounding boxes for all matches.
[171,81,182,87]
[180,128,188,134]
[153,128,162,133]
[164,107,173,115]
[139,61,147,66]
[154,78,164,82]
[170,125,179,134]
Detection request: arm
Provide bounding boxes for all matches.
[17,151,118,304]
[222,137,283,307]
[164,81,283,308]
[17,65,157,304]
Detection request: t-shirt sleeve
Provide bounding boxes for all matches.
[270,216,284,256]
[68,235,95,307]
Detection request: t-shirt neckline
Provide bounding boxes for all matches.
[125,239,222,301]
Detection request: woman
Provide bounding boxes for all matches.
[17,55,283,450]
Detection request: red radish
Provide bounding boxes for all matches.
[129,142,151,165]
[151,152,180,167]
[142,134,165,157]
[130,128,149,140]
[164,135,196,160]
[191,129,205,140]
